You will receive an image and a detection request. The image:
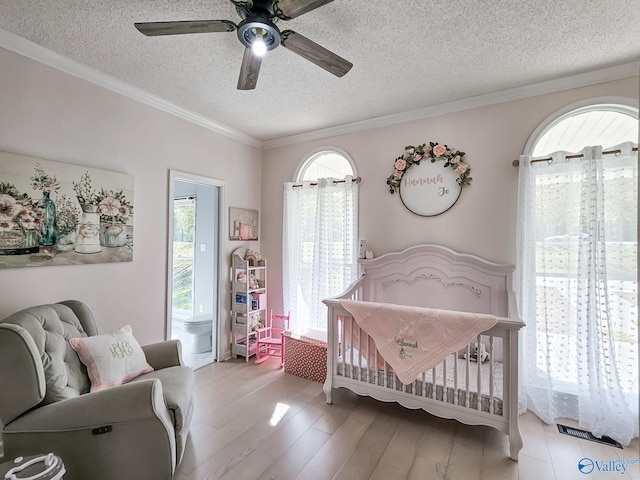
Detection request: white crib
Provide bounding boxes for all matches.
[323,244,524,460]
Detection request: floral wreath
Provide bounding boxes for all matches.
[386,142,472,194]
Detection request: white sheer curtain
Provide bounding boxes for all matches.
[516,142,638,445]
[283,176,358,330]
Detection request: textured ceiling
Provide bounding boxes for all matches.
[1,0,639,143]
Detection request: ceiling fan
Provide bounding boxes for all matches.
[134,0,353,90]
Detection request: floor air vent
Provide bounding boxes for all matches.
[557,424,623,449]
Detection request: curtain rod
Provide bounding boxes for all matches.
[291,176,362,188]
[512,147,638,167]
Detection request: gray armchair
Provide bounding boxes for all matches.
[0,300,194,480]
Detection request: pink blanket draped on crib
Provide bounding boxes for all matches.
[340,299,498,385]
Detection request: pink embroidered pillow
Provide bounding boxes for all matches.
[69,325,153,392]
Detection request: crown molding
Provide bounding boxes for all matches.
[1,27,636,152]
[0,28,262,149]
[263,62,639,150]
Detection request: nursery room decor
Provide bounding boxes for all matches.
[229,207,259,241]
[0,150,134,268]
[386,141,472,216]
[244,248,261,266]
[323,244,523,460]
[231,247,268,360]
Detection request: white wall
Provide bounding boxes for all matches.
[1,44,637,348]
[260,77,639,315]
[0,47,262,358]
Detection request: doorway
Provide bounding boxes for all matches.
[167,170,226,369]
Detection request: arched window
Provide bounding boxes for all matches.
[283,148,359,330]
[525,101,637,156]
[295,149,357,181]
[517,100,638,443]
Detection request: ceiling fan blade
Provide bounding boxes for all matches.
[237,48,262,90]
[281,30,352,77]
[274,0,334,19]
[134,20,236,36]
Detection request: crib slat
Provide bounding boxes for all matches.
[383,349,388,388]
[431,367,436,399]
[341,316,346,378]
[476,335,482,411]
[392,363,396,390]
[489,335,495,414]
[349,317,354,379]
[384,362,396,390]
[374,344,379,386]
[442,356,447,403]
[421,371,426,397]
[343,316,348,378]
[357,322,362,381]
[364,325,369,384]
[375,344,380,386]
[453,352,458,405]
[465,344,470,408]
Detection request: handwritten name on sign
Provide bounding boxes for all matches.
[399,161,462,216]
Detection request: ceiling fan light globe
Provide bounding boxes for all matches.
[252,38,268,56]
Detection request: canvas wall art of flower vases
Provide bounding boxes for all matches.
[0,150,134,269]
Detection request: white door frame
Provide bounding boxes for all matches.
[167,169,227,361]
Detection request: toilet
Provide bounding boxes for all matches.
[172,310,213,354]
[183,315,213,354]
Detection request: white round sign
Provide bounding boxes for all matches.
[399,160,462,216]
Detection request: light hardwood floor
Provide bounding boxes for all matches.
[175,358,640,480]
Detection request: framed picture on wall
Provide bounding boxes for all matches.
[0,150,134,269]
[229,207,258,241]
